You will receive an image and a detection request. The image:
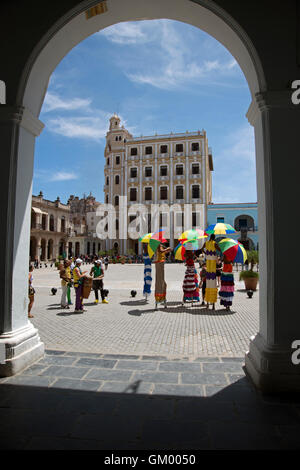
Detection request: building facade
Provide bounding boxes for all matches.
[30,192,72,262]
[30,192,104,262]
[103,114,214,255]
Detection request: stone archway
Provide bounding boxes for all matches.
[0,0,299,391]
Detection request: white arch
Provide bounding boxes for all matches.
[19,0,265,116]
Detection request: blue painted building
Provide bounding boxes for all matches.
[207,203,258,250]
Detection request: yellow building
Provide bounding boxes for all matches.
[104,115,213,255]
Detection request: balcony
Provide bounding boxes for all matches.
[191,198,201,203]
[191,173,201,179]
[128,177,138,183]
[174,174,184,180]
[159,153,169,158]
[175,152,184,157]
[144,176,153,182]
[159,175,169,182]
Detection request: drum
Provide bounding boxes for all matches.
[82,276,93,299]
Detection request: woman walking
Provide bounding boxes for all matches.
[154,243,171,310]
[182,249,200,304]
[28,264,35,318]
[143,244,152,301]
[219,254,235,311]
[202,234,220,310]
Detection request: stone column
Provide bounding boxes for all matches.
[245,91,300,392]
[0,106,44,376]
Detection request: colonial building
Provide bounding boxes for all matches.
[30,192,104,262]
[103,114,214,255]
[30,192,71,262]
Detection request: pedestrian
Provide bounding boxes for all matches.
[59,260,72,309]
[154,243,171,310]
[201,234,220,310]
[104,256,109,271]
[72,258,87,313]
[199,262,207,306]
[182,248,200,304]
[28,264,35,318]
[142,243,152,301]
[216,256,223,287]
[90,259,108,304]
[219,254,235,311]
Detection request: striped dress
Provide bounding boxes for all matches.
[204,240,218,304]
[183,258,200,302]
[143,254,152,296]
[219,262,235,307]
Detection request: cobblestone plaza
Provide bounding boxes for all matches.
[29,263,258,357]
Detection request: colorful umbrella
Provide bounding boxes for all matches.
[179,229,208,243]
[218,238,247,263]
[174,239,201,261]
[148,230,167,258]
[205,223,235,235]
[139,233,153,243]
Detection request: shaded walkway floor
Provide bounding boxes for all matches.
[1,350,300,449]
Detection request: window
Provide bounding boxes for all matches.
[61,217,65,233]
[192,142,200,151]
[116,219,119,230]
[145,167,152,177]
[107,158,110,166]
[115,175,120,185]
[192,212,198,227]
[130,147,137,156]
[130,167,137,178]
[115,136,118,141]
[115,195,119,206]
[106,176,109,185]
[192,185,200,199]
[176,143,183,152]
[176,186,184,199]
[176,165,184,175]
[118,136,122,141]
[145,187,152,201]
[217,217,225,223]
[192,163,200,175]
[160,145,168,153]
[106,195,109,204]
[160,186,168,200]
[145,146,152,155]
[49,215,54,232]
[160,166,168,176]
[130,188,137,201]
[116,155,120,165]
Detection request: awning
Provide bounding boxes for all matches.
[32,207,47,215]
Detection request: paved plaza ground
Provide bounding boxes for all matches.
[29,263,259,357]
[1,264,300,450]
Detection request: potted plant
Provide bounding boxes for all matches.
[239,250,259,291]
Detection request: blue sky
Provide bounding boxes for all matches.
[34,19,256,204]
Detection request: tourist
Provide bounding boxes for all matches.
[182,248,200,304]
[72,258,87,313]
[154,243,172,310]
[28,264,35,318]
[216,257,223,287]
[199,262,207,306]
[142,243,152,301]
[104,256,109,271]
[90,259,108,304]
[60,260,72,309]
[219,254,235,311]
[201,234,220,310]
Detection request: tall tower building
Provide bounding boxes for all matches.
[104,115,213,255]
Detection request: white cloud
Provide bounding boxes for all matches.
[47,116,109,141]
[100,20,240,90]
[43,91,92,113]
[50,172,78,181]
[99,22,148,44]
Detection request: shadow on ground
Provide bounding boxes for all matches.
[0,378,300,450]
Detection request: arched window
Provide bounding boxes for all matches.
[115,195,119,206]
[61,216,65,232]
[176,186,184,199]
[192,185,200,199]
[160,186,168,200]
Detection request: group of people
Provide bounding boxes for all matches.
[28,256,109,318]
[143,234,235,312]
